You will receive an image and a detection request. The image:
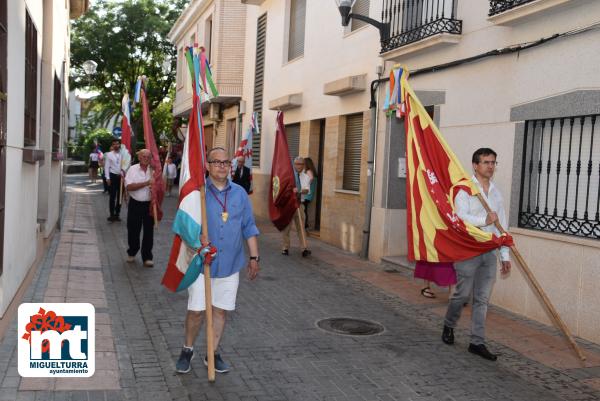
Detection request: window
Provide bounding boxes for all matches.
[351,0,370,31]
[177,47,184,89]
[287,0,306,61]
[205,16,213,62]
[52,76,61,152]
[0,0,6,275]
[252,13,267,167]
[343,114,363,192]
[518,115,600,239]
[226,118,236,157]
[24,11,38,146]
[285,123,300,161]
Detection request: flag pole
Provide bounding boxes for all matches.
[119,176,124,205]
[149,167,158,229]
[296,208,307,249]
[200,186,216,381]
[475,193,586,362]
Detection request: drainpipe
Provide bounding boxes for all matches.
[360,65,384,259]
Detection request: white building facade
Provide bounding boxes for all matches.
[373,0,600,343]
[0,0,88,317]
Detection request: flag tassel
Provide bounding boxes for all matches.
[475,193,587,363]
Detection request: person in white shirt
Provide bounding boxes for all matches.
[162,157,177,196]
[89,151,100,183]
[125,149,155,267]
[105,139,123,222]
[442,148,512,362]
[281,156,311,257]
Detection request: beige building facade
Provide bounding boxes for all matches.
[0,0,88,317]
[374,0,600,343]
[169,0,248,158]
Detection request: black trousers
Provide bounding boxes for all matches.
[302,200,311,228]
[108,173,122,217]
[127,198,154,261]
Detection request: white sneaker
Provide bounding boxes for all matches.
[143,260,154,267]
[126,255,135,263]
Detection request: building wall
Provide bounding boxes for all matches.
[38,0,69,238]
[240,0,382,253]
[0,0,72,317]
[171,0,246,118]
[372,0,600,342]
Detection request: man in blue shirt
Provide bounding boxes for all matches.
[176,147,260,374]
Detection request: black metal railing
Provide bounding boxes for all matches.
[518,115,600,239]
[489,0,537,16]
[381,0,462,53]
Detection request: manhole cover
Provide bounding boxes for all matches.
[317,318,384,336]
[68,229,88,234]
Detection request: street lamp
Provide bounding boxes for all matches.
[82,60,97,75]
[334,0,389,41]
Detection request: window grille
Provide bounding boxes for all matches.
[24,11,38,146]
[519,115,600,239]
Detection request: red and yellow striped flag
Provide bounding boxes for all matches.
[390,67,513,262]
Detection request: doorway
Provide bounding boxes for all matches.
[313,119,325,232]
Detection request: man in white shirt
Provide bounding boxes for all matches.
[105,139,123,222]
[442,148,511,361]
[124,149,155,267]
[281,156,311,257]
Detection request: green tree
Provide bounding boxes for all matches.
[70,0,187,144]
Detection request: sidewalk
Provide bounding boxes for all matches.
[0,174,599,400]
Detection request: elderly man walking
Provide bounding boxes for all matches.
[175,147,260,374]
[124,149,155,267]
[280,156,311,257]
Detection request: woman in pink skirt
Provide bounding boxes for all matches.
[414,261,457,298]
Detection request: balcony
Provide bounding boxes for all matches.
[488,0,576,25]
[381,0,462,57]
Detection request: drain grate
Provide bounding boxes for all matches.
[68,228,88,234]
[317,318,384,336]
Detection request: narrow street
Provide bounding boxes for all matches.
[1,174,600,401]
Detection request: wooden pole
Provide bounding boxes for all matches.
[200,186,216,381]
[149,167,158,229]
[296,208,308,249]
[475,193,586,362]
[119,176,124,205]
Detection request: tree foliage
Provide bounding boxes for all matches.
[70,0,187,142]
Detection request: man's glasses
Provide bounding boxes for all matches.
[208,160,232,167]
[479,161,499,166]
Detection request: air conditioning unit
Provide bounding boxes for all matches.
[208,103,221,121]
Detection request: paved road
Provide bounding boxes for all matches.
[1,174,599,401]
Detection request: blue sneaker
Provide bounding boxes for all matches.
[175,347,194,373]
[204,353,230,373]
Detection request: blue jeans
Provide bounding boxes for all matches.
[444,251,497,345]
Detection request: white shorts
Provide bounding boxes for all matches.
[187,272,239,311]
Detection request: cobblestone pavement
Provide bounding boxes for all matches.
[1,174,600,400]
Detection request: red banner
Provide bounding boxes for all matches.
[269,112,298,231]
